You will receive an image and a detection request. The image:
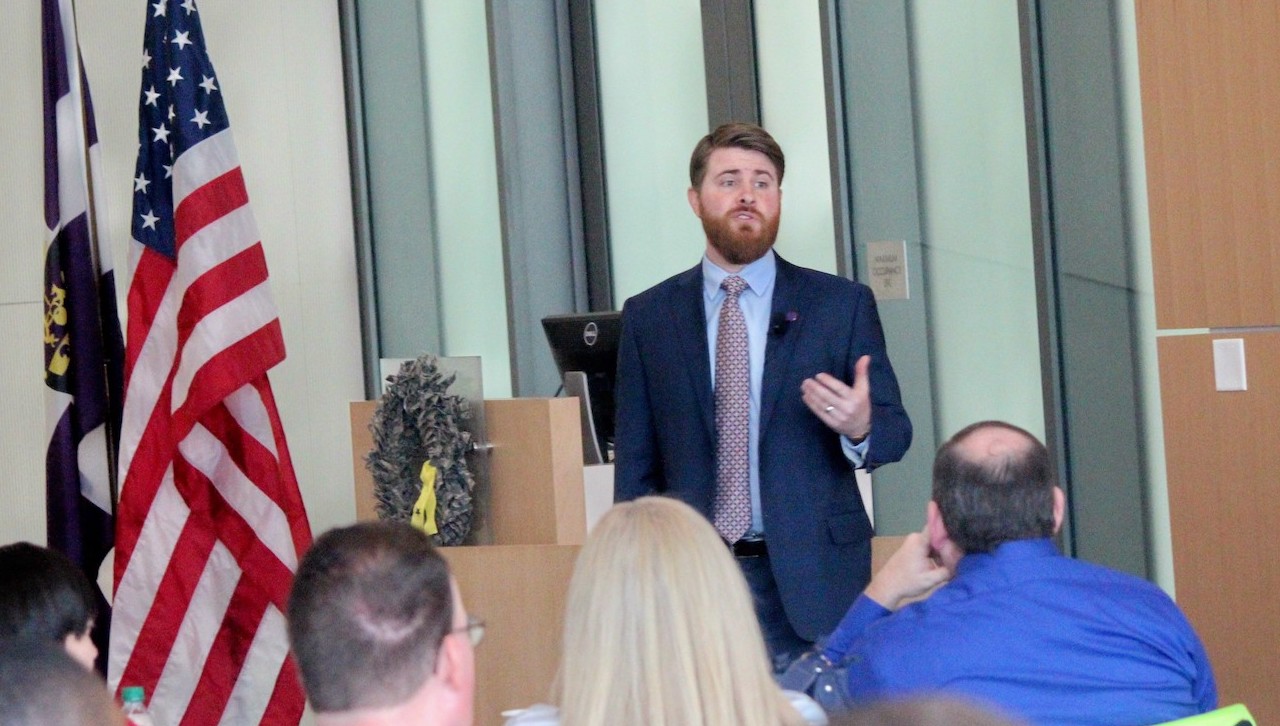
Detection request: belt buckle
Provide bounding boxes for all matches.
[731,538,767,558]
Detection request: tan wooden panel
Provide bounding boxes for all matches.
[1158,334,1280,722]
[484,398,586,546]
[445,544,579,726]
[1137,0,1280,329]
[872,535,907,575]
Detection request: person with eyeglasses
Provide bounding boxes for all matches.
[287,521,480,726]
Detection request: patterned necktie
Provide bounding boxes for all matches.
[713,275,752,542]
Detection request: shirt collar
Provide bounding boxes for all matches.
[702,249,776,302]
[954,537,1060,579]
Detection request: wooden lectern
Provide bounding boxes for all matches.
[350,398,586,726]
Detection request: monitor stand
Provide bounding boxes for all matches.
[563,371,604,465]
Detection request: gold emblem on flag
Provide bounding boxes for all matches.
[44,280,70,378]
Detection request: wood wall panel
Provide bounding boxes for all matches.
[1157,334,1280,721]
[1137,0,1280,329]
[1140,3,1280,718]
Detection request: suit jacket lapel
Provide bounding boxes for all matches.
[669,265,716,440]
[760,255,806,435]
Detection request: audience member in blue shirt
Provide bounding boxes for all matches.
[823,420,1217,725]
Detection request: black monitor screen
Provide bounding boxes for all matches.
[541,311,621,462]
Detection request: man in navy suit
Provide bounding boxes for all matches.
[614,123,912,662]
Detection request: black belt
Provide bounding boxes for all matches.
[728,538,768,558]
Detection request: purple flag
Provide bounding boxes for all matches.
[41,0,125,673]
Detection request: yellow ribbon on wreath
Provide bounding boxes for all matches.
[410,461,439,536]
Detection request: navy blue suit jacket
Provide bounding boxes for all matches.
[613,254,912,640]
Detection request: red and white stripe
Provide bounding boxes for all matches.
[110,129,310,725]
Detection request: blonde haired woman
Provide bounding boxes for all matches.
[504,496,826,726]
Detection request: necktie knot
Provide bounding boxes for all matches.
[722,275,748,299]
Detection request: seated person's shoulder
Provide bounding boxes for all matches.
[1067,558,1179,605]
[1047,557,1203,641]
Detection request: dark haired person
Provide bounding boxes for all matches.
[0,542,99,670]
[287,521,478,726]
[0,639,123,726]
[823,421,1216,724]
[614,122,911,664]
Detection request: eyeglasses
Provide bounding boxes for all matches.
[450,616,485,647]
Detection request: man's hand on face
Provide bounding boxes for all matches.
[802,355,872,441]
[863,530,951,612]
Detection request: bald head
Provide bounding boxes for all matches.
[950,424,1037,464]
[932,421,1057,554]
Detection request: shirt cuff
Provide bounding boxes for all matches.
[840,433,870,468]
[821,593,891,661]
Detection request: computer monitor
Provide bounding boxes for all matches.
[541,311,621,465]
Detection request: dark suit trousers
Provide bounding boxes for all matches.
[738,550,812,669]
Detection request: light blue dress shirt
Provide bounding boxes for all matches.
[702,251,867,536]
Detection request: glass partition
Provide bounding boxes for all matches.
[422,0,511,397]
[911,0,1044,440]
[596,0,709,302]
[755,0,839,275]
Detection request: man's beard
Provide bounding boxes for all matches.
[702,208,780,266]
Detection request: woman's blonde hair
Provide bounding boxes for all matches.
[555,496,807,726]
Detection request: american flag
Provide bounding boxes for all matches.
[109,1,312,723]
[41,0,124,674]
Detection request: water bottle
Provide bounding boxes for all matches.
[121,686,155,726]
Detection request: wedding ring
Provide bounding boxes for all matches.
[824,405,835,413]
